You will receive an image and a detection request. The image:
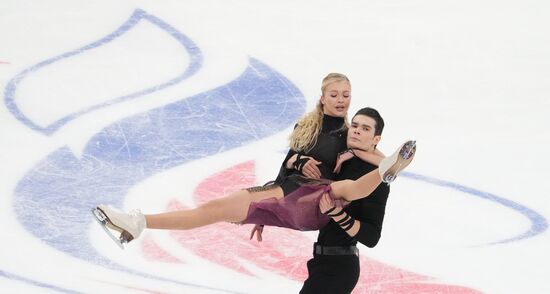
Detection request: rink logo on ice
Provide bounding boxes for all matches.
[5,8,305,292]
[3,8,547,293]
[4,9,202,135]
[147,161,485,293]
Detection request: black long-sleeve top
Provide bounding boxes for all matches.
[316,156,390,248]
[274,115,347,193]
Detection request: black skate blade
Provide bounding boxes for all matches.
[91,208,125,250]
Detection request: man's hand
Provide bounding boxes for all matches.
[319,192,342,215]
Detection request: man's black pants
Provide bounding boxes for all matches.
[300,254,360,294]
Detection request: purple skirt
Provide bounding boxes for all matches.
[241,182,347,231]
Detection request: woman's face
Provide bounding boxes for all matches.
[320,80,351,117]
[347,114,380,151]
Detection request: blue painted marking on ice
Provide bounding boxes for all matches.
[12,57,305,290]
[402,172,548,245]
[3,9,202,135]
[0,269,82,293]
[8,8,543,291]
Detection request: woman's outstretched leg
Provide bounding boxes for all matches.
[331,140,416,201]
[146,187,284,229]
[94,186,284,243]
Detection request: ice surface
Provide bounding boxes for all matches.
[1,1,549,293]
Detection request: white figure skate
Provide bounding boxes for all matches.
[378,140,416,183]
[91,205,145,249]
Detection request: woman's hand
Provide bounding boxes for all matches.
[333,149,356,174]
[300,157,322,178]
[319,192,342,215]
[249,224,264,242]
[286,154,322,179]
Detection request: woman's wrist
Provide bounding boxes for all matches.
[286,154,298,169]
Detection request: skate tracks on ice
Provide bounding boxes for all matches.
[3,9,547,294]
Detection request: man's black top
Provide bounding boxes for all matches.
[316,156,390,248]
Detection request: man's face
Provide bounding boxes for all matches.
[347,114,380,151]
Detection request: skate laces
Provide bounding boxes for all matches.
[128,209,146,229]
[128,209,142,217]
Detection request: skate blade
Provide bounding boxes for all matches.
[91,207,126,250]
[383,140,416,183]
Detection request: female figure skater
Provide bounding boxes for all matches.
[92,125,415,246]
[93,72,354,244]
[274,72,352,184]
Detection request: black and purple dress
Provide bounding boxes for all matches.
[241,114,347,230]
[242,177,348,230]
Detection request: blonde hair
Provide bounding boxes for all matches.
[289,73,350,152]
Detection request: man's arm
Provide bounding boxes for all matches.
[320,186,389,248]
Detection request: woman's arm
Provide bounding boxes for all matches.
[285,153,299,169]
[333,148,385,174]
[285,153,323,179]
[352,149,385,166]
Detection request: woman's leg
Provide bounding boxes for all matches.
[146,186,284,230]
[331,140,416,201]
[94,186,285,243]
[330,173,382,202]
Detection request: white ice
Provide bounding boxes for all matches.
[1,1,549,293]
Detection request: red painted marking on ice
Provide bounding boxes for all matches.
[167,160,309,278]
[0,61,10,64]
[359,280,482,293]
[352,257,483,293]
[192,160,257,206]
[168,200,257,276]
[140,234,183,264]
[166,161,481,293]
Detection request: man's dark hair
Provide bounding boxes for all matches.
[354,107,384,136]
